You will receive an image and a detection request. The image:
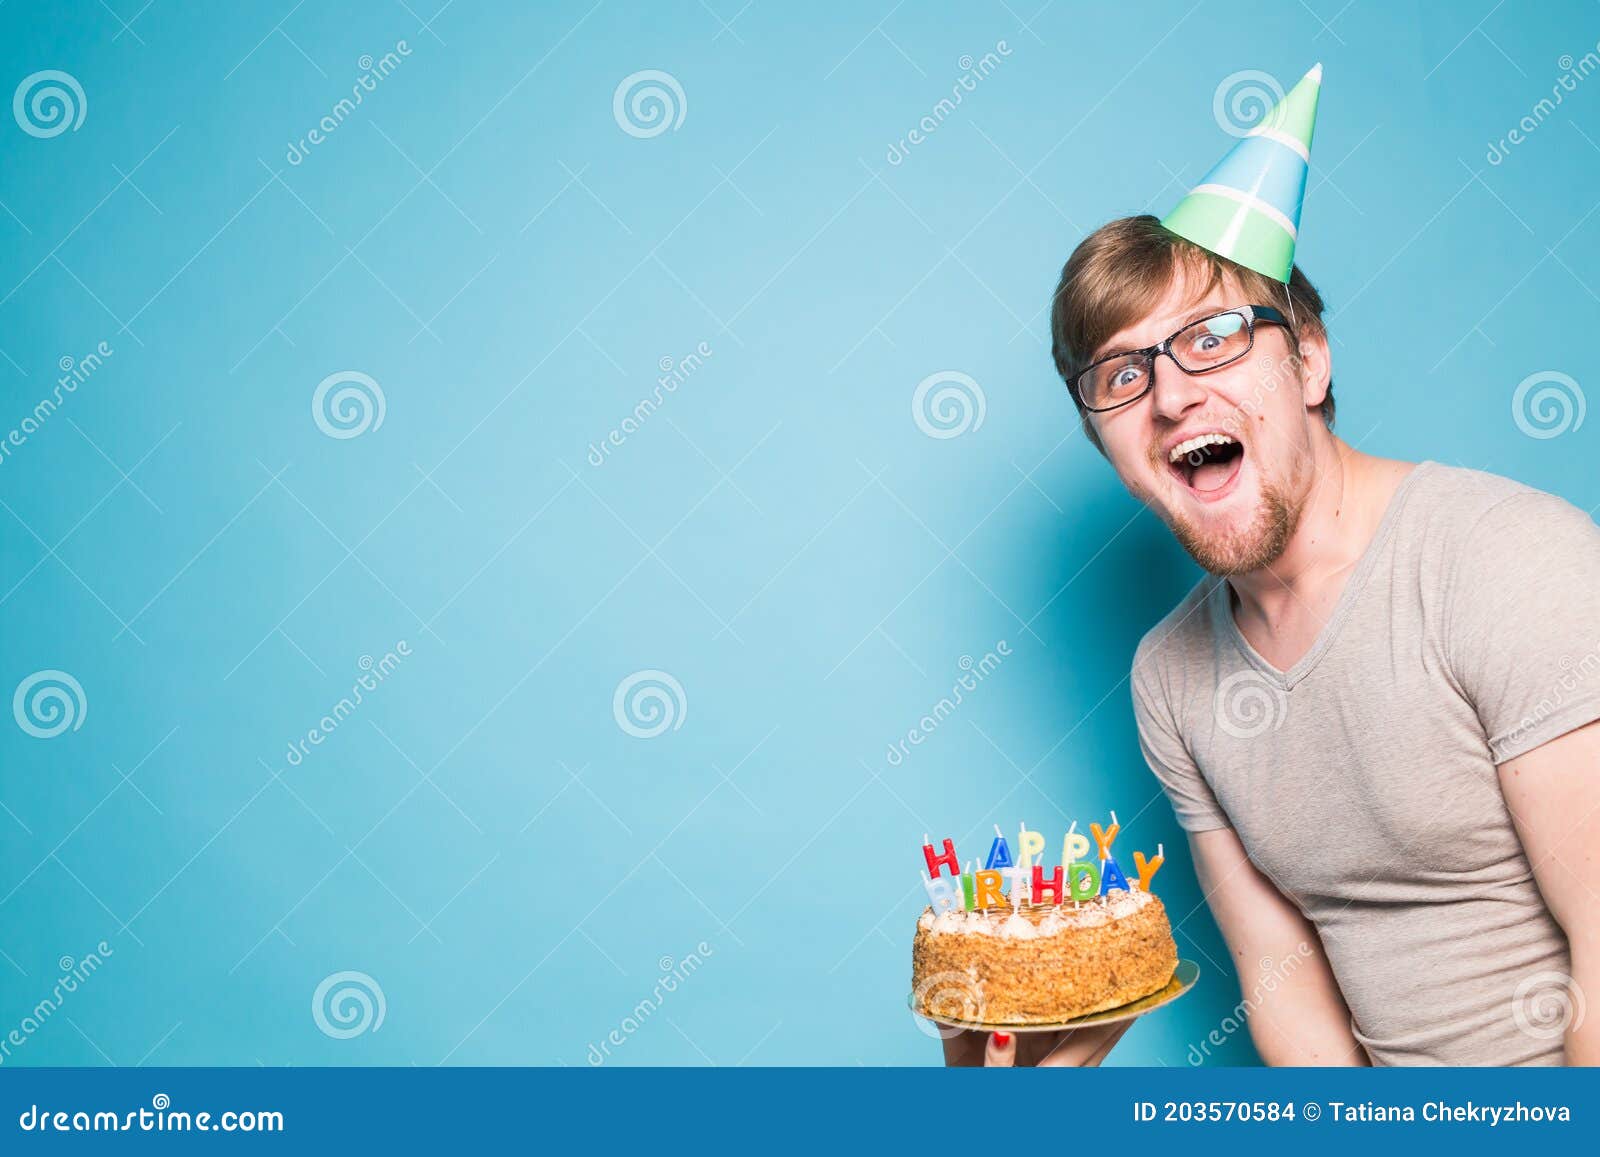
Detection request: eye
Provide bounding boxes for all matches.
[1179,313,1246,363]
[1108,364,1146,392]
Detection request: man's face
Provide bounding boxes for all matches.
[1087,271,1330,576]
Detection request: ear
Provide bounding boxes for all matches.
[1295,325,1331,412]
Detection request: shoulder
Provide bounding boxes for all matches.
[1400,462,1598,567]
[1132,575,1223,698]
[1400,461,1589,529]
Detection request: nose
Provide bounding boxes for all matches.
[1147,354,1208,423]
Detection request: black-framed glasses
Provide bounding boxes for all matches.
[1068,305,1290,413]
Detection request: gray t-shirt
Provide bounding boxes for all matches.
[1132,462,1600,1066]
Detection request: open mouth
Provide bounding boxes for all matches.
[1167,432,1244,497]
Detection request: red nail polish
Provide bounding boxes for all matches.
[992,1032,1012,1047]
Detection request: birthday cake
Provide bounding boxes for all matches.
[911,818,1179,1025]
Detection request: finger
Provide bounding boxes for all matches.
[1037,1022,1130,1067]
[984,1031,1015,1067]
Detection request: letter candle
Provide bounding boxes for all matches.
[922,872,963,915]
[1089,813,1119,861]
[922,834,959,878]
[1099,855,1131,895]
[1062,821,1090,865]
[973,869,1006,910]
[1091,812,1131,895]
[985,824,1013,871]
[1134,845,1165,892]
[1001,863,1031,911]
[1067,860,1100,902]
[1018,824,1046,866]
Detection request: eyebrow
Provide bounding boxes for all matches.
[1092,304,1232,364]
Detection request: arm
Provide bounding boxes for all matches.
[1190,827,1368,1065]
[1499,718,1600,1065]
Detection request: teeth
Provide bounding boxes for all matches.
[1168,432,1237,463]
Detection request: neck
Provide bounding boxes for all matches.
[1227,434,1388,629]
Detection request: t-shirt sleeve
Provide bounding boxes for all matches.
[1444,490,1600,764]
[1130,655,1230,831]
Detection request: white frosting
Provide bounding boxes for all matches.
[1000,912,1038,939]
[957,911,995,936]
[921,887,1152,940]
[1103,887,1146,918]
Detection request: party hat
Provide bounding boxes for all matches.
[1161,63,1322,283]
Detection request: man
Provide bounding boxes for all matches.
[947,66,1599,1067]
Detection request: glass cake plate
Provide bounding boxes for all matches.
[908,959,1200,1032]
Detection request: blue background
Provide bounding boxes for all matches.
[0,0,1595,1067]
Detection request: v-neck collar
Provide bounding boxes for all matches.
[1211,461,1434,691]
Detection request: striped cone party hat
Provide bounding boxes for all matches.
[1161,64,1323,283]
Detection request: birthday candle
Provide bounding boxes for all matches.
[922,834,960,879]
[1090,813,1120,861]
[985,824,1013,871]
[960,860,976,910]
[1134,845,1165,892]
[1018,824,1045,868]
[1062,821,1091,865]
[1032,864,1064,904]
[1067,860,1101,902]
[1000,863,1030,910]
[1099,854,1131,895]
[922,873,963,915]
[973,869,1006,910]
